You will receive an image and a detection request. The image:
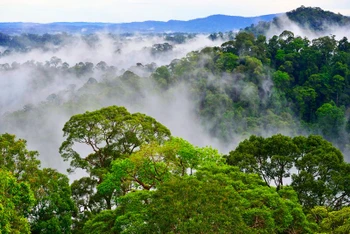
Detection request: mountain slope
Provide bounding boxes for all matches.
[244,6,350,35]
[287,6,350,31]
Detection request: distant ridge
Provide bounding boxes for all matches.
[244,6,350,35]
[0,14,277,34]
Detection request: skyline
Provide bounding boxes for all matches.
[0,0,350,23]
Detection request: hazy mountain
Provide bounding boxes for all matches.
[244,6,350,35]
[0,14,277,34]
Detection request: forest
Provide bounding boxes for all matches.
[1,6,350,234]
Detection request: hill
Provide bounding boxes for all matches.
[244,6,350,35]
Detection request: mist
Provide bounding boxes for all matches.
[265,13,350,39]
[0,33,230,174]
[0,33,222,70]
[1,18,350,176]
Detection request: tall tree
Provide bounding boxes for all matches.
[292,135,349,210]
[111,164,313,234]
[59,106,171,230]
[227,134,350,210]
[227,134,298,189]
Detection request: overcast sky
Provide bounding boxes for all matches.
[1,0,350,23]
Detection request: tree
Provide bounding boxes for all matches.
[152,66,171,89]
[227,134,350,210]
[215,52,239,72]
[146,174,246,233]
[82,210,118,234]
[338,37,350,53]
[292,135,349,210]
[235,56,264,85]
[304,73,330,104]
[0,169,35,234]
[272,70,291,90]
[330,74,345,105]
[308,206,350,233]
[311,36,336,65]
[112,164,313,233]
[49,56,62,67]
[315,102,345,139]
[151,43,173,54]
[234,31,256,56]
[293,86,317,122]
[0,133,76,233]
[0,133,40,181]
[29,169,76,234]
[60,106,171,178]
[90,138,222,233]
[59,105,171,227]
[98,137,223,196]
[70,177,104,234]
[226,134,298,189]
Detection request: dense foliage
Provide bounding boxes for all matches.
[1,108,350,233]
[226,134,350,210]
[0,133,76,233]
[150,29,350,150]
[1,6,350,233]
[4,29,350,149]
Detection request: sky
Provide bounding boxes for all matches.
[0,0,350,23]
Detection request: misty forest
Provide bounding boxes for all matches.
[2,6,350,234]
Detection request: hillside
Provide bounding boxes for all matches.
[244,6,350,35]
[287,6,350,30]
